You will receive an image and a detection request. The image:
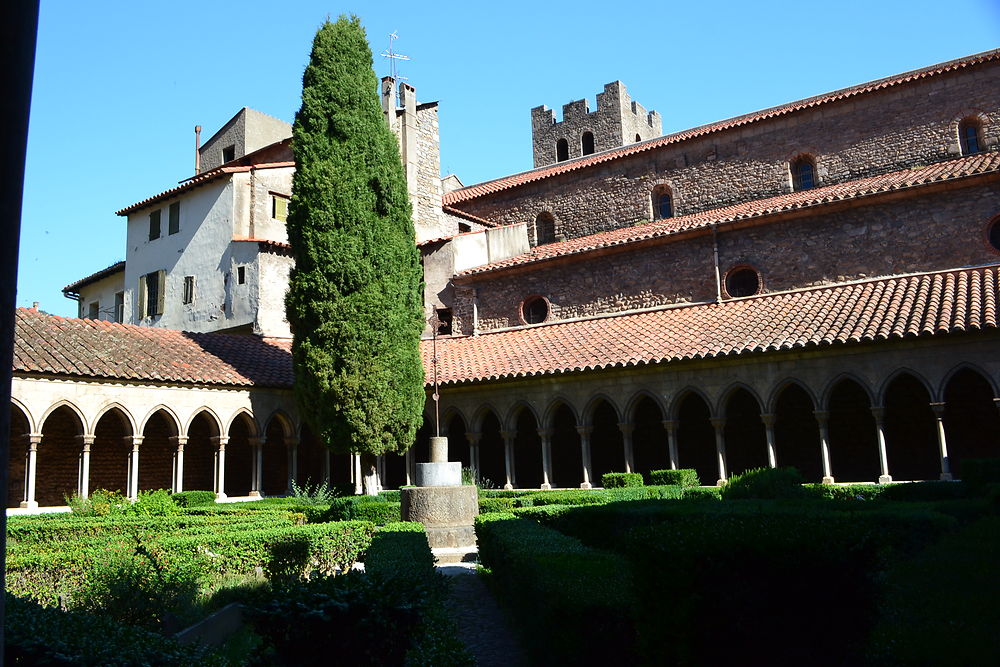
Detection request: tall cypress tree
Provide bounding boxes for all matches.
[285,16,425,492]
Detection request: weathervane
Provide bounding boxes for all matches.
[381,31,410,100]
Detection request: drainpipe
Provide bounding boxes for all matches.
[194,125,202,174]
[711,224,722,303]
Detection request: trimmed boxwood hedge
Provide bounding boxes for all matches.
[650,468,700,487]
[601,472,644,488]
[170,490,217,507]
[475,512,637,663]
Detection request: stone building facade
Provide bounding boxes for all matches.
[10,49,1000,509]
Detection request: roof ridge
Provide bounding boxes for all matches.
[444,48,1000,205]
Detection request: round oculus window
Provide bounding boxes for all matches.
[989,218,1000,252]
[725,267,760,298]
[522,296,549,324]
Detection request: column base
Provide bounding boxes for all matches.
[248,491,262,498]
[503,483,513,490]
[540,483,552,491]
[716,479,727,487]
[878,475,893,485]
[939,472,953,481]
[19,500,38,509]
[580,482,592,490]
[215,492,228,500]
[821,476,835,485]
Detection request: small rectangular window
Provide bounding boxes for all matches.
[272,194,289,222]
[87,302,100,319]
[182,276,195,304]
[222,145,236,163]
[237,266,246,285]
[436,308,453,336]
[168,202,180,235]
[114,291,124,323]
[138,270,165,317]
[149,210,161,241]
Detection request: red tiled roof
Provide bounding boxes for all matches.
[442,206,499,228]
[116,162,294,216]
[62,261,126,295]
[425,265,1000,385]
[458,153,1000,278]
[13,309,293,388]
[444,49,1000,206]
[232,237,292,254]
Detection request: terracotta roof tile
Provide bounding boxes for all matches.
[13,309,293,388]
[444,49,1000,206]
[457,153,1000,278]
[425,265,1000,385]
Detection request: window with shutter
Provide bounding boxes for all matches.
[183,276,195,304]
[138,274,148,318]
[272,195,289,222]
[156,270,166,315]
[168,202,180,235]
[149,210,161,241]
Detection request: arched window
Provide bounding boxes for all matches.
[959,118,982,156]
[581,132,595,156]
[651,185,673,220]
[521,296,549,324]
[724,266,761,298]
[556,138,569,162]
[987,216,1000,253]
[791,156,816,191]
[635,134,642,142]
[535,212,556,246]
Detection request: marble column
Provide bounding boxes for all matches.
[466,432,482,480]
[618,422,635,474]
[501,430,516,490]
[663,420,679,470]
[870,407,892,484]
[813,410,835,484]
[21,434,41,509]
[537,427,554,490]
[77,434,94,499]
[760,413,777,468]
[212,436,228,499]
[127,435,143,500]
[576,425,593,489]
[248,437,264,497]
[287,437,300,492]
[710,417,728,486]
[929,403,952,481]
[171,435,187,493]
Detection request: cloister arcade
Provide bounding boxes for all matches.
[9,339,1000,508]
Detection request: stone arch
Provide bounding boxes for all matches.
[771,381,821,481]
[37,404,85,507]
[508,402,542,489]
[263,410,296,440]
[942,365,1000,477]
[820,373,875,410]
[139,407,176,493]
[39,400,86,435]
[533,211,556,246]
[472,403,503,434]
[10,397,35,434]
[881,371,939,481]
[546,398,581,489]
[940,362,999,399]
[90,406,133,497]
[766,379,819,414]
[139,404,181,438]
[186,409,221,493]
[825,376,879,482]
[8,401,32,507]
[650,182,674,220]
[583,394,623,425]
[877,368,935,405]
[93,402,138,436]
[627,391,668,481]
[668,386,713,421]
[720,385,767,477]
[224,411,256,497]
[673,390,716,486]
[953,110,989,155]
[476,407,506,490]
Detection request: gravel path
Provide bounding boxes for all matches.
[438,563,528,666]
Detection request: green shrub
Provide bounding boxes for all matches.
[475,513,637,663]
[378,489,401,502]
[364,522,434,585]
[6,594,223,666]
[722,466,806,499]
[528,490,609,506]
[650,468,700,487]
[806,483,887,501]
[309,496,401,525]
[601,472,644,488]
[131,488,180,516]
[290,478,340,505]
[606,487,650,502]
[643,484,685,499]
[479,496,516,513]
[682,486,722,500]
[880,480,968,502]
[67,488,131,516]
[960,459,1000,493]
[171,490,217,507]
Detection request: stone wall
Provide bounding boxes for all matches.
[471,61,1000,241]
[453,181,1000,333]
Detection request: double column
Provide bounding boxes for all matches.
[501,430,516,490]
[213,436,229,499]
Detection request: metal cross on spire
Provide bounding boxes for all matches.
[380,31,410,84]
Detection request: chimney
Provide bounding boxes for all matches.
[194,125,202,174]
[31,302,38,310]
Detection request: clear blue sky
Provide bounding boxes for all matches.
[18,0,999,317]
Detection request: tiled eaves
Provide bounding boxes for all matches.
[115,162,295,216]
[455,152,1000,279]
[62,260,126,295]
[443,49,1000,206]
[441,206,499,228]
[426,264,1000,386]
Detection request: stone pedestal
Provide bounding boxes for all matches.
[402,436,478,553]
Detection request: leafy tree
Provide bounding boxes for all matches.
[286,16,425,494]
